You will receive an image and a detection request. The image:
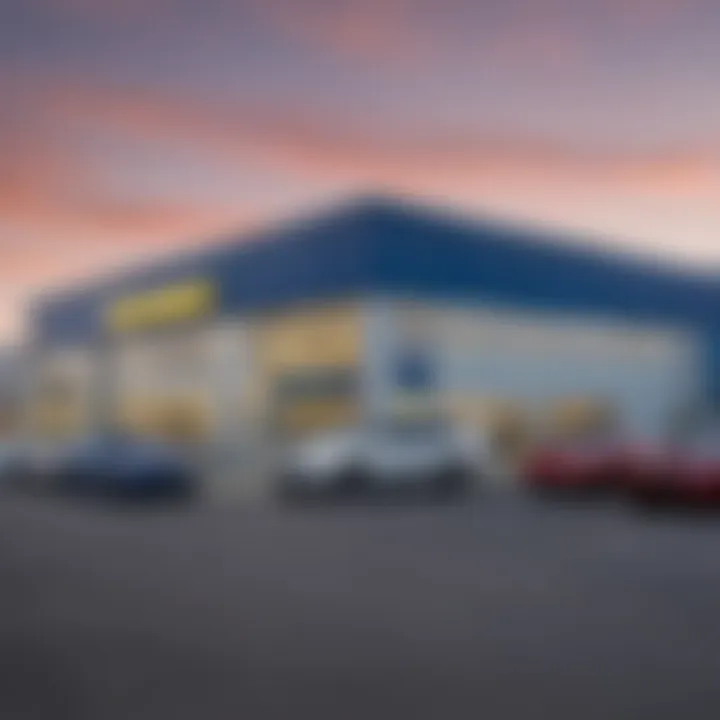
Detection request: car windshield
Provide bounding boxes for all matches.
[373,418,446,440]
[77,432,142,454]
[276,369,358,401]
[558,430,621,451]
[306,428,357,445]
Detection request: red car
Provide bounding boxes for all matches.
[627,433,720,507]
[617,439,674,492]
[525,434,629,494]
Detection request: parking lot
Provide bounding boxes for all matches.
[2,491,720,720]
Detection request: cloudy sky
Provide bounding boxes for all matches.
[2,0,719,339]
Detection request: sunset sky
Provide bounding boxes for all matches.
[2,0,719,340]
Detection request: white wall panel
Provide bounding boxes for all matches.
[364,299,701,438]
[433,304,699,437]
[30,347,98,437]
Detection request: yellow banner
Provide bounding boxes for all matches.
[277,399,359,437]
[106,279,215,332]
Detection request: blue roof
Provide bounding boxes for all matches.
[32,195,719,346]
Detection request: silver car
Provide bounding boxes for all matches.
[276,417,486,501]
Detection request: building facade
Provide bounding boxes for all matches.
[28,198,720,497]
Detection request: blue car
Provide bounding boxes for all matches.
[58,433,197,502]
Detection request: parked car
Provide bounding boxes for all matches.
[673,432,720,505]
[617,438,674,496]
[276,417,486,501]
[627,430,720,508]
[7,441,74,495]
[524,432,630,494]
[56,433,197,502]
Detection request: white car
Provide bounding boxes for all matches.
[276,417,486,501]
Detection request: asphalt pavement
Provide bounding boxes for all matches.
[2,492,720,720]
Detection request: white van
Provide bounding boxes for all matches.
[275,416,487,501]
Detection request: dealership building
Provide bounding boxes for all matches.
[28,197,720,497]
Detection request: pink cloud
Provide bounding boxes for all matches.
[248,0,431,65]
[602,0,699,29]
[14,0,710,74]
[58,82,720,191]
[10,80,720,229]
[1,76,719,342]
[249,0,707,69]
[486,19,587,72]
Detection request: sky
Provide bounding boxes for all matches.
[1,0,719,340]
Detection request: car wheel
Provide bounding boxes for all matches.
[433,465,471,501]
[174,477,198,505]
[628,487,671,512]
[333,466,369,500]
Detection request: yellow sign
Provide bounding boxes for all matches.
[279,399,359,437]
[30,400,88,439]
[256,304,362,372]
[107,280,215,332]
[116,395,213,441]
